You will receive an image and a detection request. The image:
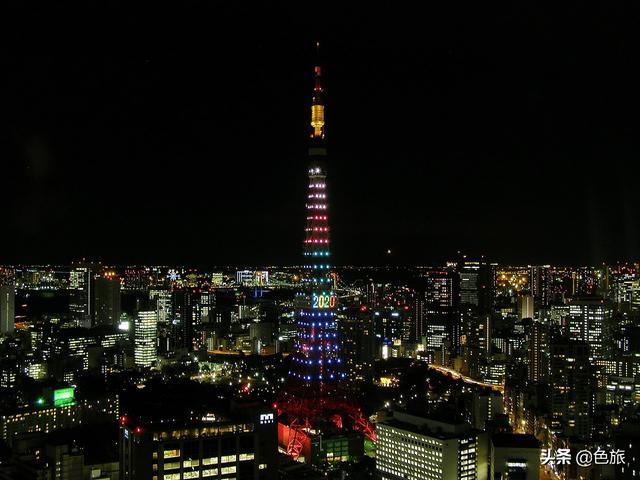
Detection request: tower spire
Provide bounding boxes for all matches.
[310,42,325,140]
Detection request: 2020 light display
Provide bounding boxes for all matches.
[276,47,376,462]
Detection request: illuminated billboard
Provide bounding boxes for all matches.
[53,387,75,407]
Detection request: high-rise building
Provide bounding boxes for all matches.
[527,320,549,383]
[517,294,534,320]
[460,261,481,308]
[276,46,374,465]
[150,288,172,323]
[377,411,487,480]
[122,268,150,292]
[530,265,551,308]
[0,284,15,334]
[463,314,491,379]
[566,297,613,360]
[550,338,595,441]
[471,392,504,431]
[458,259,494,315]
[421,270,457,357]
[94,272,121,326]
[134,311,157,368]
[69,264,95,327]
[199,287,215,322]
[339,307,377,381]
[171,287,202,351]
[615,419,640,479]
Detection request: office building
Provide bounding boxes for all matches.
[377,411,487,480]
[471,392,504,431]
[527,321,549,384]
[69,263,95,327]
[119,407,277,480]
[150,288,172,323]
[0,284,15,334]
[517,295,534,320]
[567,297,613,360]
[550,338,595,441]
[1,389,119,446]
[134,311,158,368]
[94,272,121,326]
[172,287,202,351]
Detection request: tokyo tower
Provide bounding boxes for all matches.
[275,44,376,465]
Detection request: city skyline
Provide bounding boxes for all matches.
[3,8,640,477]
[4,3,639,266]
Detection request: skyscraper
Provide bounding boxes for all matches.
[69,264,94,327]
[458,259,494,315]
[550,338,594,441]
[517,294,534,320]
[276,46,374,465]
[134,311,158,368]
[567,297,613,360]
[94,271,121,326]
[171,287,202,351]
[0,284,15,335]
[459,261,481,307]
[527,320,549,383]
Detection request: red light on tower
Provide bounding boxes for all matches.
[119,415,127,426]
[134,426,143,434]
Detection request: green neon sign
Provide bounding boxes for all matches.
[53,387,75,407]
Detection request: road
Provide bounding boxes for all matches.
[428,364,504,393]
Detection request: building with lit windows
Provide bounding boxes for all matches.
[615,419,640,479]
[471,392,504,431]
[567,297,613,360]
[550,338,595,441]
[69,263,97,327]
[339,307,377,381]
[119,408,277,480]
[517,294,534,320]
[134,310,158,367]
[172,287,203,351]
[459,260,494,315]
[94,272,121,326]
[150,288,172,323]
[55,328,95,371]
[377,411,487,480]
[0,390,119,446]
[0,284,15,334]
[527,321,549,383]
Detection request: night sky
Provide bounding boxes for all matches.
[4,2,639,266]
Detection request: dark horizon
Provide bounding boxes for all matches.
[4,3,639,266]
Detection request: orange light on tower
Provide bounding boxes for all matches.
[310,44,325,139]
[311,103,324,138]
